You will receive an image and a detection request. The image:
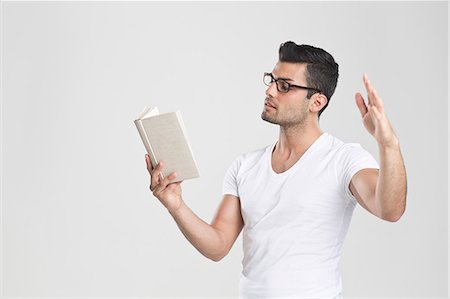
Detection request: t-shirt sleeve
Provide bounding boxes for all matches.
[337,143,380,204]
[222,155,242,197]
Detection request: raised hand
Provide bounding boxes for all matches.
[355,74,399,148]
[145,154,184,213]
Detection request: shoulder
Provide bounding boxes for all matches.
[240,144,271,161]
[326,134,368,157]
[225,143,273,172]
[319,134,378,171]
[325,134,379,177]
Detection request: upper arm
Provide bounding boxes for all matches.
[349,168,382,219]
[210,194,244,257]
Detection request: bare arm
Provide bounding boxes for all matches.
[146,154,244,261]
[376,141,407,221]
[353,74,407,222]
[350,142,407,222]
[169,194,244,261]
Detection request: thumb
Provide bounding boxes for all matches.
[355,92,368,118]
[168,181,183,190]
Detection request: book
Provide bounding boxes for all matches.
[134,106,199,182]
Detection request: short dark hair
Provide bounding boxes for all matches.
[278,41,339,119]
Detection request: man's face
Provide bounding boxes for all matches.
[261,62,312,127]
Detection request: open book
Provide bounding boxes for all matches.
[134,106,199,182]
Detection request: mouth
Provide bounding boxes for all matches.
[264,101,277,109]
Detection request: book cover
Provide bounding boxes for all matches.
[134,106,200,182]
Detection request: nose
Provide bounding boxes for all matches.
[265,81,278,97]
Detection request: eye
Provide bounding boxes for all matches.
[278,80,290,91]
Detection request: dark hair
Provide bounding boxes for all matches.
[278,41,339,119]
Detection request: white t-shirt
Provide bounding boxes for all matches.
[222,132,380,299]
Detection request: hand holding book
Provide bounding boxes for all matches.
[145,154,184,213]
[135,106,198,212]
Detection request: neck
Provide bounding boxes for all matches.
[275,123,323,159]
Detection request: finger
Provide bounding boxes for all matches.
[145,154,153,172]
[363,74,386,112]
[161,172,177,187]
[363,73,372,91]
[355,92,368,118]
[154,172,177,194]
[371,88,384,110]
[150,161,164,191]
[363,73,374,106]
[167,180,183,190]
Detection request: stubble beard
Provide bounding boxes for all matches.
[261,110,278,125]
[261,106,308,129]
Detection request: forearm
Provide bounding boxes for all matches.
[376,139,407,221]
[168,199,225,261]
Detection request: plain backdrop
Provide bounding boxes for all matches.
[1,1,448,298]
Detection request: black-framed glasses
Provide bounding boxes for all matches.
[263,72,323,94]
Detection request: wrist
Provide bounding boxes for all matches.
[168,198,184,215]
[379,137,400,150]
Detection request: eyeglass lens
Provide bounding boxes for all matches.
[264,73,290,92]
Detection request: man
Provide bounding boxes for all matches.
[145,41,407,299]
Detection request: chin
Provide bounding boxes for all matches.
[261,112,279,125]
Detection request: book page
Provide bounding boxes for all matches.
[141,107,160,119]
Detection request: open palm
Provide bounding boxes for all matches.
[355,74,398,148]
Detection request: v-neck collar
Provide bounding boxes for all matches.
[268,132,328,177]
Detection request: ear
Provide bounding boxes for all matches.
[309,93,328,113]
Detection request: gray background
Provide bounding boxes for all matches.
[1,1,448,298]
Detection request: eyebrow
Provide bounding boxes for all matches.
[272,73,294,82]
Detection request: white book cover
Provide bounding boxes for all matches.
[134,106,199,182]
